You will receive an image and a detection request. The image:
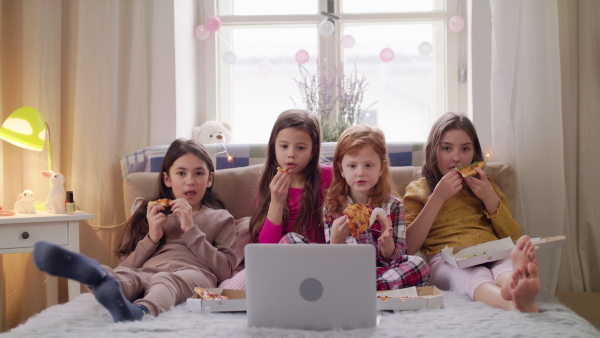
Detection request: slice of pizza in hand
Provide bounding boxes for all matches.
[343,204,372,239]
[193,287,229,300]
[455,161,486,178]
[147,198,173,214]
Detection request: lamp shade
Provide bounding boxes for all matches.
[0,107,47,151]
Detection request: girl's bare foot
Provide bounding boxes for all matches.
[511,261,540,313]
[511,235,536,268]
[501,236,536,301]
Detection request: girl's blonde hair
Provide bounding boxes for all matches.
[324,125,397,221]
[422,112,484,191]
[249,109,324,243]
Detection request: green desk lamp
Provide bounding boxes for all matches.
[1,107,55,211]
[0,106,53,172]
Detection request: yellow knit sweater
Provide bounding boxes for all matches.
[403,177,522,255]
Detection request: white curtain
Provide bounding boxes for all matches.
[490,0,600,293]
[1,0,154,331]
[556,0,600,292]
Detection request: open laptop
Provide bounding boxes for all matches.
[245,244,377,331]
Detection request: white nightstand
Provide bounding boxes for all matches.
[0,211,94,330]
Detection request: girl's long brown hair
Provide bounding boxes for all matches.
[117,138,224,258]
[249,109,324,243]
[422,112,484,191]
[324,125,397,222]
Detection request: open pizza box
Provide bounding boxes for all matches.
[441,236,567,269]
[376,285,443,311]
[186,289,246,313]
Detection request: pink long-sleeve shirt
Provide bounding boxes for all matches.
[258,165,333,244]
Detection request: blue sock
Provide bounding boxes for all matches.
[33,241,106,286]
[90,274,145,322]
[33,241,144,322]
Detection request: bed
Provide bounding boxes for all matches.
[6,289,598,337]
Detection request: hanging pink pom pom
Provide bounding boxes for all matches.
[341,35,355,49]
[380,48,394,62]
[205,16,222,32]
[448,16,465,32]
[194,25,210,40]
[295,50,310,64]
[258,61,272,76]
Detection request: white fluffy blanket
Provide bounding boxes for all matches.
[4,290,598,338]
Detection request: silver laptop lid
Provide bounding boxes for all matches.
[245,244,377,331]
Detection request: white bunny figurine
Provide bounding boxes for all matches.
[14,189,37,214]
[42,170,66,214]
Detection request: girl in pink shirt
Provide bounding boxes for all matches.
[219,109,332,290]
[250,109,332,244]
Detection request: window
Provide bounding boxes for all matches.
[201,0,466,143]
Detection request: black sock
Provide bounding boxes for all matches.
[91,274,145,322]
[33,241,106,286]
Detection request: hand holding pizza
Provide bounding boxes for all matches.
[463,168,500,215]
[330,215,351,244]
[433,170,463,202]
[269,166,291,207]
[147,200,168,244]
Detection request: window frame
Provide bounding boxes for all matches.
[200,0,466,139]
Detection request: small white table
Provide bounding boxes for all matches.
[0,211,94,331]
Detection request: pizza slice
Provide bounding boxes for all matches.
[148,198,173,214]
[192,287,230,300]
[343,204,372,239]
[455,161,486,178]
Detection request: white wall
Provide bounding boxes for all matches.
[147,0,199,146]
[174,0,199,140]
[148,0,177,146]
[468,0,493,159]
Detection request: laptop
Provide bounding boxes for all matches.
[245,244,377,331]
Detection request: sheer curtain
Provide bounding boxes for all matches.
[0,0,155,330]
[490,0,600,293]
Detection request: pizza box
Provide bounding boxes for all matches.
[186,289,246,313]
[376,286,444,311]
[441,236,567,269]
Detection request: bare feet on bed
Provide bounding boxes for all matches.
[511,235,537,267]
[510,262,540,313]
[501,235,536,301]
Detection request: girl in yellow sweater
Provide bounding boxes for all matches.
[403,112,540,312]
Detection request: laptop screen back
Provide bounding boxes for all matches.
[245,244,377,331]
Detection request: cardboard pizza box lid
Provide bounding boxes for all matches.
[186,289,246,313]
[441,236,567,269]
[376,286,444,311]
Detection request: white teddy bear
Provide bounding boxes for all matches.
[192,120,233,144]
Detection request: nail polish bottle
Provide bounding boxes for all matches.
[66,191,77,215]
